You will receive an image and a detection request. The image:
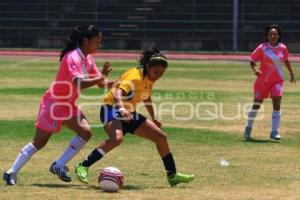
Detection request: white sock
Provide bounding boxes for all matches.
[246,108,258,127]
[272,111,281,132]
[55,136,86,167]
[8,143,37,174]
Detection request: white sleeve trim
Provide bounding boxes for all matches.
[249,58,256,63]
[72,75,84,83]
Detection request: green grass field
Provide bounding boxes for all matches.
[0,55,299,200]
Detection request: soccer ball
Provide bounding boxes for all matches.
[98,167,124,192]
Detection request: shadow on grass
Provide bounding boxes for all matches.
[31,183,146,191]
[150,185,189,189]
[122,184,145,190]
[88,184,146,192]
[242,138,280,143]
[31,183,84,188]
[92,184,172,191]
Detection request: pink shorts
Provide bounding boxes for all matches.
[35,97,82,133]
[253,80,284,100]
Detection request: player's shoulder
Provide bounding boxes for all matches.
[252,43,265,52]
[60,50,82,68]
[259,42,268,49]
[121,67,143,82]
[87,54,95,63]
[68,49,81,60]
[279,43,288,50]
[126,67,142,78]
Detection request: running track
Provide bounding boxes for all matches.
[1,50,300,62]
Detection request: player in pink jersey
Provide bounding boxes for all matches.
[244,24,296,140]
[3,25,114,185]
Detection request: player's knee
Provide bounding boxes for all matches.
[156,132,168,144]
[32,141,46,150]
[106,129,123,146]
[112,135,123,146]
[79,127,92,141]
[107,137,123,148]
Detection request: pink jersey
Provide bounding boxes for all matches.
[250,42,289,83]
[43,48,101,105]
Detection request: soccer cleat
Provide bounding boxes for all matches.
[270,131,281,140]
[75,163,89,184]
[3,171,17,186]
[49,162,71,182]
[167,172,194,187]
[244,126,252,140]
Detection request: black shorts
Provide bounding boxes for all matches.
[100,105,147,134]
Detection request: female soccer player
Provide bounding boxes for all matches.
[75,47,194,187]
[3,25,114,185]
[244,24,296,140]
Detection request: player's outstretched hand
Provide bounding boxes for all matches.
[102,61,112,76]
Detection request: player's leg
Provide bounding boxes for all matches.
[134,119,194,187]
[244,80,266,139]
[269,82,283,140]
[3,128,52,185]
[270,96,282,140]
[50,114,91,182]
[244,98,263,139]
[75,120,124,184]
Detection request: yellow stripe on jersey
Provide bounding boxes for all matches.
[104,67,154,112]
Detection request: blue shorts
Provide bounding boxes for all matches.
[100,105,146,134]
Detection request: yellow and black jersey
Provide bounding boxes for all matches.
[104,67,153,112]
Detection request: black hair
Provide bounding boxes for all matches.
[60,25,101,61]
[138,47,168,77]
[265,24,282,43]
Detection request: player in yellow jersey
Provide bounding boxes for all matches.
[75,47,194,187]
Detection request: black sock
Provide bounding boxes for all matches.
[162,153,177,177]
[81,148,104,167]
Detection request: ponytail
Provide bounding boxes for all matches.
[138,47,168,77]
[60,25,100,61]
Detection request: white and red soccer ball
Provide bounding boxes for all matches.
[98,167,124,192]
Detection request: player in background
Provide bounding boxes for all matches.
[75,47,194,187]
[3,25,114,185]
[244,24,296,140]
